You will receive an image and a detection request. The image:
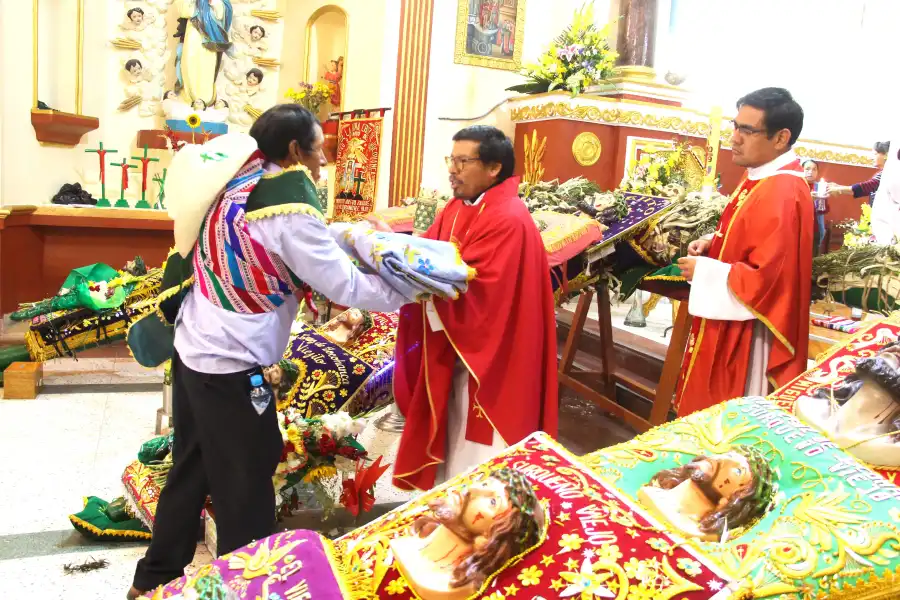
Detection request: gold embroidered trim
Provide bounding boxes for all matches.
[643,275,687,283]
[68,513,152,541]
[627,237,664,267]
[542,220,605,254]
[246,203,325,224]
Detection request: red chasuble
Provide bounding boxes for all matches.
[392,176,559,491]
[674,159,813,416]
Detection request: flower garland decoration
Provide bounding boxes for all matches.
[274,410,371,517]
[619,142,690,198]
[842,203,876,248]
[286,81,333,116]
[507,2,617,96]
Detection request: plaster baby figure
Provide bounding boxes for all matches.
[637,445,775,541]
[320,308,373,347]
[391,468,544,600]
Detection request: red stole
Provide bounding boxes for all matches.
[674,160,813,416]
[392,176,559,491]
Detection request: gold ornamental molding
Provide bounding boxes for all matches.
[510,97,876,168]
[511,102,712,138]
[572,132,602,166]
[389,0,436,206]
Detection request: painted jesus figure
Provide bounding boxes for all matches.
[675,88,813,416]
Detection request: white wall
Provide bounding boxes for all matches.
[662,0,897,146]
[278,0,400,211]
[419,0,610,195]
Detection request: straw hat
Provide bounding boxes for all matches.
[166,133,259,257]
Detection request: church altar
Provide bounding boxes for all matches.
[0,205,172,315]
[508,93,880,225]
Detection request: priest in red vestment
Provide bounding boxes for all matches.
[675,88,813,416]
[385,126,559,491]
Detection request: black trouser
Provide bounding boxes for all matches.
[133,351,283,592]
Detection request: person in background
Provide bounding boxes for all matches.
[675,87,812,417]
[803,159,826,254]
[828,141,891,205]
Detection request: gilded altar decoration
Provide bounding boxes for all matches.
[506,2,616,95]
[454,0,527,72]
[522,129,546,185]
[572,131,602,166]
[511,101,714,137]
[583,396,900,600]
[333,116,384,218]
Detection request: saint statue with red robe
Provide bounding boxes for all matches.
[675,88,813,416]
[389,126,559,491]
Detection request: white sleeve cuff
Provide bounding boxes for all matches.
[688,256,755,321]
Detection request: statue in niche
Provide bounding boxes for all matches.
[797,341,900,467]
[323,56,344,109]
[390,468,544,600]
[173,0,234,105]
[637,446,776,541]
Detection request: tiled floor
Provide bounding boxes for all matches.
[0,386,210,599]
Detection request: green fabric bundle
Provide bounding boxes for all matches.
[69,496,151,541]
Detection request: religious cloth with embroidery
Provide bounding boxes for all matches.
[329,222,475,303]
[583,396,900,600]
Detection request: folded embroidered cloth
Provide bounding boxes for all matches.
[329,223,475,302]
[811,315,863,334]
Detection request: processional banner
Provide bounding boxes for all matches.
[333,113,384,218]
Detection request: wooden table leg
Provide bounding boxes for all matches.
[648,299,690,425]
[559,289,594,376]
[595,280,616,399]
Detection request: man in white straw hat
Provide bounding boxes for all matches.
[128,104,406,599]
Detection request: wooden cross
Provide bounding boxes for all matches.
[84,142,118,207]
[352,167,366,198]
[110,159,136,208]
[131,145,161,209]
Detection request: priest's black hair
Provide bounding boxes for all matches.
[250,104,320,160]
[737,87,804,146]
[875,141,891,155]
[452,125,515,182]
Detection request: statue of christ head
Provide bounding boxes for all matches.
[412,468,543,591]
[649,445,774,537]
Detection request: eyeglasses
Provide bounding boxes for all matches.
[731,120,768,137]
[444,156,482,170]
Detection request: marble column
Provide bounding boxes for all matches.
[615,0,658,73]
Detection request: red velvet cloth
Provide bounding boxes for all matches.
[675,161,813,416]
[392,177,559,491]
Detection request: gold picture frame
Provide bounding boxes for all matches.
[454,0,526,71]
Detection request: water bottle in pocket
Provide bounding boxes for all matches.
[249,373,273,415]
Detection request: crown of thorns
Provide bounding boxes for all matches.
[729,445,776,506]
[489,468,541,545]
[278,359,300,386]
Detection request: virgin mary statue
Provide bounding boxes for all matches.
[175,0,233,105]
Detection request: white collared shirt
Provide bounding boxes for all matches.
[746,150,804,181]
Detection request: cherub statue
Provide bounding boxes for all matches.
[224,67,266,125]
[391,468,544,600]
[797,341,900,467]
[263,359,300,402]
[233,21,269,57]
[121,7,156,32]
[320,308,373,347]
[637,445,775,541]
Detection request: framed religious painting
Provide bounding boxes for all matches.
[454,0,526,71]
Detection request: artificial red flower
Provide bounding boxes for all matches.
[318,432,337,455]
[340,456,391,517]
